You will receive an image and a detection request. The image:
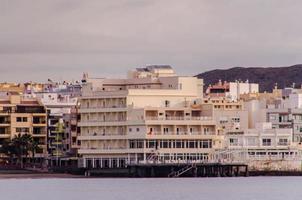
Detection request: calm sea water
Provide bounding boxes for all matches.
[0,177,301,200]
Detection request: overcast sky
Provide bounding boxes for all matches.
[1,0,302,82]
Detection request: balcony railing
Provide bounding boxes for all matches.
[277,142,290,146]
[0,120,10,124]
[0,132,11,135]
[33,132,47,135]
[33,121,46,124]
[148,131,216,136]
[145,116,212,121]
[81,119,127,123]
[82,132,126,136]
[81,105,127,109]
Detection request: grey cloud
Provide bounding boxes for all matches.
[0,0,302,82]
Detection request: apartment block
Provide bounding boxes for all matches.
[78,66,223,169]
[0,94,47,159]
[35,92,78,160]
[206,80,259,101]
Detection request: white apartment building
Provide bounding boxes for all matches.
[226,122,292,149]
[203,98,249,135]
[35,92,78,158]
[78,66,223,169]
[228,81,259,101]
[225,122,296,161]
[265,89,302,142]
[206,80,259,101]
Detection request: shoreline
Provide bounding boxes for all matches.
[1,168,302,179]
[0,173,84,179]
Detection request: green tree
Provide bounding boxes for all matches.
[0,134,39,168]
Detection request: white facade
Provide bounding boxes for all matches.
[227,82,259,101]
[226,122,292,150]
[78,66,225,168]
[289,93,302,109]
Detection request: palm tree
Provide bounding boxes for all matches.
[11,134,33,168]
[30,140,41,164]
[0,140,16,164]
[0,134,41,168]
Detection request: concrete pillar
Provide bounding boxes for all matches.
[83,158,86,168]
[127,154,130,165]
[92,158,95,168]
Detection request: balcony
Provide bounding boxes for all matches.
[0,116,10,126]
[33,119,46,123]
[32,132,47,136]
[79,105,127,113]
[0,133,10,138]
[78,133,127,140]
[145,116,212,121]
[144,116,214,125]
[33,122,47,126]
[78,148,138,154]
[78,120,128,127]
[0,121,10,127]
[277,142,290,146]
[145,132,217,139]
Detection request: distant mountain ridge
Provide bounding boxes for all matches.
[196,64,302,92]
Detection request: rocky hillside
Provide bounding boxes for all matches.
[196,64,302,92]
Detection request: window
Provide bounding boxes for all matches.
[262,138,272,146]
[137,140,143,148]
[129,140,144,148]
[200,140,212,148]
[16,127,29,133]
[269,115,276,121]
[129,140,136,148]
[16,117,27,122]
[278,138,288,146]
[136,128,140,132]
[129,128,132,132]
[231,117,240,123]
[203,127,210,134]
[187,140,196,148]
[146,140,156,148]
[229,138,239,146]
[165,100,170,107]
[219,117,228,124]
[161,140,169,148]
[163,128,169,134]
[175,141,182,148]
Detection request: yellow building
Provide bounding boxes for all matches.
[0,95,47,159]
[0,83,25,94]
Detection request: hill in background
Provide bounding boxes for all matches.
[196,64,302,92]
